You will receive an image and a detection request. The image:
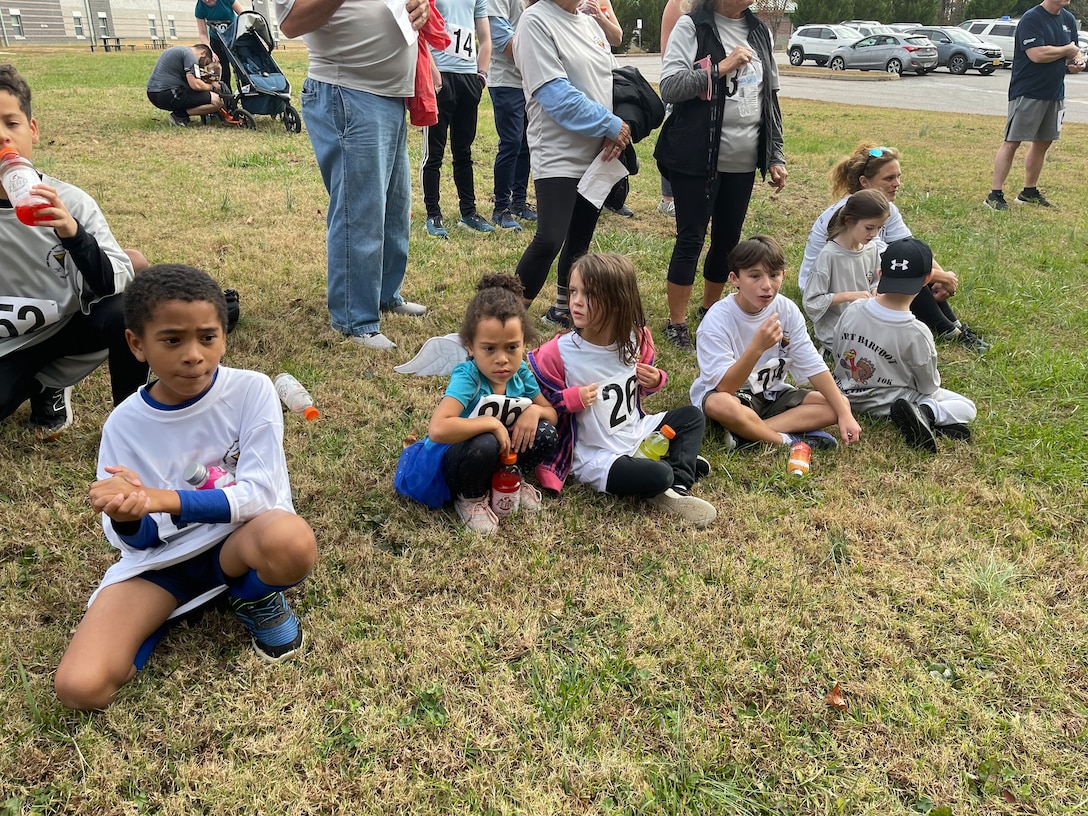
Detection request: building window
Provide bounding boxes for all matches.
[10,11,24,38]
[73,12,84,36]
[167,16,176,37]
[98,12,108,36]
[148,15,157,37]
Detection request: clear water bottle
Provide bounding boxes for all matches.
[274,373,319,420]
[491,452,522,517]
[0,146,49,226]
[635,424,675,460]
[183,462,236,490]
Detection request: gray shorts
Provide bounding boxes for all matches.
[1004,96,1065,142]
[701,385,809,422]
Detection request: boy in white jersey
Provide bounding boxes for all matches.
[691,235,861,451]
[0,64,148,441]
[832,237,976,453]
[54,265,317,710]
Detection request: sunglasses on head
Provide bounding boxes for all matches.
[861,146,894,176]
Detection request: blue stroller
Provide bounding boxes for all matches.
[217,10,301,133]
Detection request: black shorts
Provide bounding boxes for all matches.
[147,87,213,115]
[700,385,809,422]
[140,538,228,605]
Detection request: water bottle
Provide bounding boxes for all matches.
[274,373,320,420]
[183,462,236,490]
[635,424,676,460]
[787,441,811,477]
[490,452,522,517]
[0,147,49,226]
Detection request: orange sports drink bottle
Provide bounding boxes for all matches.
[787,441,811,477]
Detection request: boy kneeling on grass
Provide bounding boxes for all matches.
[831,237,976,454]
[55,265,317,711]
[690,235,862,451]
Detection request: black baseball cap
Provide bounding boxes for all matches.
[878,237,933,295]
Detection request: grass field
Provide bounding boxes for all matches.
[2,47,1088,815]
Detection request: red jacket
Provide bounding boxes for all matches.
[407,0,450,127]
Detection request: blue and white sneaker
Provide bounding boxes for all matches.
[492,210,522,231]
[227,591,305,663]
[426,216,449,239]
[789,430,839,450]
[458,213,496,233]
[511,203,537,222]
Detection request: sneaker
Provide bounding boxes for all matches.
[542,306,571,331]
[935,325,962,344]
[664,321,693,350]
[350,331,397,350]
[890,398,938,453]
[511,203,537,221]
[227,591,305,664]
[789,430,838,450]
[458,213,497,233]
[29,385,73,441]
[605,203,634,218]
[168,111,190,127]
[492,210,522,231]
[1015,189,1053,207]
[694,455,711,480]
[647,486,717,528]
[519,483,543,512]
[223,288,240,333]
[984,191,1009,211]
[657,199,675,216]
[718,428,738,452]
[454,494,499,534]
[936,422,972,440]
[695,305,710,322]
[382,301,427,317]
[957,324,991,354]
[426,217,449,239]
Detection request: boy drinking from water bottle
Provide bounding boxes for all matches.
[54,264,317,710]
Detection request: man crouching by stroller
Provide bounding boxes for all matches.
[146,43,226,128]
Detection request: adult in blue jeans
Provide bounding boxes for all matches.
[487,0,536,231]
[274,0,430,351]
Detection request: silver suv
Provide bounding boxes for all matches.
[787,24,862,66]
[908,26,1004,74]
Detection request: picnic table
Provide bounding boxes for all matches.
[150,36,167,49]
[95,36,123,52]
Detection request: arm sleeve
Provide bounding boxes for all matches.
[534,77,622,139]
[56,182,134,303]
[175,489,233,525]
[488,15,514,52]
[59,222,118,297]
[109,516,164,550]
[638,328,668,396]
[659,17,709,103]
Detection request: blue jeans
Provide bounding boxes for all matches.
[489,85,530,214]
[301,79,411,336]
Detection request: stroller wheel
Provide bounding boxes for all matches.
[283,104,302,134]
[237,109,257,130]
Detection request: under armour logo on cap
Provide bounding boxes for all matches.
[878,237,933,295]
[889,259,909,272]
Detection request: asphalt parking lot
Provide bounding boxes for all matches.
[617,53,1088,124]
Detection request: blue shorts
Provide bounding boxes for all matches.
[140,539,228,606]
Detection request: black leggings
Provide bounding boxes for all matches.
[442,419,559,498]
[911,286,958,336]
[515,177,602,302]
[605,406,705,497]
[209,36,233,89]
[667,170,756,287]
[0,294,149,421]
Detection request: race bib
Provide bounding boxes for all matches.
[471,393,533,428]
[591,371,639,436]
[747,356,788,396]
[0,296,61,339]
[443,24,476,63]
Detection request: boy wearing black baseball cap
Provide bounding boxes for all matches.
[829,237,977,453]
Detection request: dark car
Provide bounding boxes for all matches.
[908,26,1003,75]
[829,33,939,76]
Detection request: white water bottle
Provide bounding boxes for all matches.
[274,373,319,420]
[183,462,235,490]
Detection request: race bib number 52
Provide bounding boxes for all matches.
[0,296,60,338]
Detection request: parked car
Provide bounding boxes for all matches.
[959,18,1018,65]
[908,26,1004,74]
[887,23,923,32]
[841,21,897,38]
[829,33,939,75]
[787,24,863,66]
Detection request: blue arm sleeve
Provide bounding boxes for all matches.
[175,489,233,526]
[112,516,163,550]
[534,77,622,139]
[489,16,514,52]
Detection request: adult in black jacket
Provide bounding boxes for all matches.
[654,0,785,349]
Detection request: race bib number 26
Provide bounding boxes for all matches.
[591,371,639,435]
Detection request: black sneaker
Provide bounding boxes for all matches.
[511,203,537,221]
[1015,189,1053,207]
[605,204,634,218]
[664,321,693,350]
[957,324,991,354]
[223,288,240,333]
[936,422,972,440]
[168,111,190,128]
[789,430,839,450]
[890,398,937,453]
[28,385,73,441]
[542,306,571,330]
[227,591,305,663]
[984,191,1009,211]
[695,305,710,322]
[694,455,711,480]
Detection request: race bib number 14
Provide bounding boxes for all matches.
[443,24,476,62]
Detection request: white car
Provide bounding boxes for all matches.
[787,24,863,66]
[959,18,1018,66]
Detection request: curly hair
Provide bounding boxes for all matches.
[0,64,32,119]
[459,274,535,348]
[570,252,646,365]
[830,142,901,199]
[123,264,228,336]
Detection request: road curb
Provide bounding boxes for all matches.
[779,67,900,81]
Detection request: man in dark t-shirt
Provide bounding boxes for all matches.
[145,44,225,127]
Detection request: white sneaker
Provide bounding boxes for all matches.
[657,199,675,216]
[350,331,397,350]
[519,483,543,512]
[383,301,427,317]
[647,487,716,528]
[454,494,499,534]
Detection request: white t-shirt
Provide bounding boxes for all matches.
[514,0,616,179]
[557,332,664,492]
[690,293,827,408]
